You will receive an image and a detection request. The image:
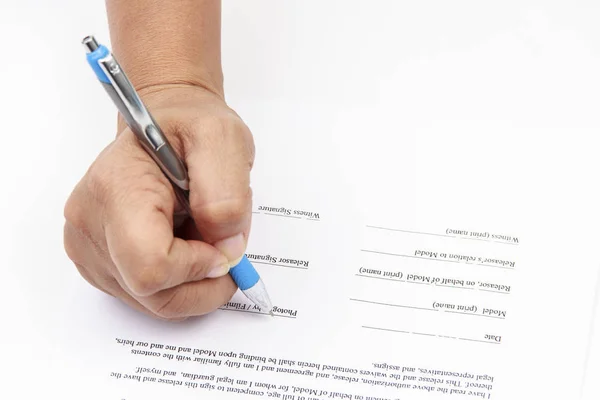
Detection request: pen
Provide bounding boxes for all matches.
[81,35,274,316]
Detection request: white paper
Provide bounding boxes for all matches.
[65,103,600,400]
[581,273,600,400]
[3,1,600,400]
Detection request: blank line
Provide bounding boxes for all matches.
[351,299,505,320]
[350,298,434,312]
[362,326,410,334]
[493,240,518,246]
[355,274,403,283]
[445,310,479,317]
[479,314,506,320]
[445,310,505,320]
[366,226,449,238]
[362,249,515,271]
[463,237,488,242]
[252,211,260,214]
[458,338,501,345]
[355,274,496,293]
[307,218,320,221]
[264,213,301,219]
[363,326,500,345]
[219,308,296,319]
[412,332,436,337]
[365,225,519,246]
[361,249,459,264]
[253,261,308,270]
[479,289,510,295]
[457,236,517,245]
[435,284,474,290]
[356,275,499,293]
[475,263,515,270]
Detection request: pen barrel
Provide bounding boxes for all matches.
[100,82,189,192]
[101,82,132,127]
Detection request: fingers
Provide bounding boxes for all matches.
[184,115,255,263]
[67,212,233,320]
[134,275,237,319]
[108,277,190,322]
[104,179,231,297]
[105,226,237,318]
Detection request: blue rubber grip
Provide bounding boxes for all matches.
[229,255,260,290]
[85,44,110,83]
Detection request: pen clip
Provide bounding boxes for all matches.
[97,56,165,150]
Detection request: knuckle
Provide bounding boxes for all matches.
[118,171,174,213]
[63,192,87,232]
[63,223,81,263]
[73,262,112,296]
[193,196,250,228]
[73,262,98,288]
[153,288,190,319]
[124,254,171,297]
[245,131,255,169]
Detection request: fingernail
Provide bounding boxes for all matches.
[207,263,231,278]
[214,233,246,266]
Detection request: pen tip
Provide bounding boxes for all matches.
[269,310,274,317]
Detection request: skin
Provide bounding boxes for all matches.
[63,0,254,321]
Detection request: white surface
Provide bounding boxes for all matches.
[582,269,600,400]
[1,1,600,399]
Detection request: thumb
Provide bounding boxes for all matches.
[185,115,255,267]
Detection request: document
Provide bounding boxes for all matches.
[76,88,600,399]
[32,2,600,400]
[80,131,600,400]
[86,111,600,400]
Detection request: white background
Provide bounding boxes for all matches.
[1,1,599,399]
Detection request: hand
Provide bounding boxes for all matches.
[63,85,255,321]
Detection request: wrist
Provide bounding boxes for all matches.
[111,46,224,101]
[105,0,224,100]
[115,84,225,137]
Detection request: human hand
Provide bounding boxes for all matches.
[63,85,255,320]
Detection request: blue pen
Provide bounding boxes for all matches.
[81,35,274,315]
